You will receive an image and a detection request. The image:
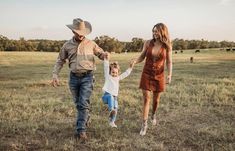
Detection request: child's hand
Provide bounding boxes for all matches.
[129,59,136,68]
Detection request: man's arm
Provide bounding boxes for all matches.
[51,44,68,87]
[93,43,107,60]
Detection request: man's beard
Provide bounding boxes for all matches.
[74,36,84,42]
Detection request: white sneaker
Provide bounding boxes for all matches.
[151,114,157,126]
[139,122,148,136]
[109,122,117,128]
[152,119,157,126]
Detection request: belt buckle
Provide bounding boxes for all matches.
[75,72,85,77]
[75,70,91,77]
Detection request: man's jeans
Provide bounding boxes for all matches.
[102,92,118,122]
[69,72,93,134]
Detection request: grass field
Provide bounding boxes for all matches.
[0,49,235,151]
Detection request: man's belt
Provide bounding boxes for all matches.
[73,70,93,77]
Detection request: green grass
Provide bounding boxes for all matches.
[0,50,235,150]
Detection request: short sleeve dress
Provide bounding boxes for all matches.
[139,40,167,92]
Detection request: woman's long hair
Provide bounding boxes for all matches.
[152,23,172,51]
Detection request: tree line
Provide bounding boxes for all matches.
[0,35,234,53]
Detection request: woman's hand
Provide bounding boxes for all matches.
[166,75,171,84]
[129,59,136,68]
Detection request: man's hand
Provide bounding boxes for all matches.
[51,77,60,87]
[104,52,110,60]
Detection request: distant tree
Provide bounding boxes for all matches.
[172,38,187,50]
[0,35,9,51]
[187,40,201,49]
[94,35,124,53]
[131,37,144,52]
[124,38,144,52]
[5,40,18,51]
[208,41,221,48]
[1,35,235,52]
[37,41,47,51]
[220,41,230,48]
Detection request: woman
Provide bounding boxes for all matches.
[133,23,172,136]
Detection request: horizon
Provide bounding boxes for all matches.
[2,35,235,43]
[1,0,235,42]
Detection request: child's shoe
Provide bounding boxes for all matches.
[140,120,148,136]
[109,121,117,128]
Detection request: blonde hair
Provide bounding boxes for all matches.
[152,23,172,51]
[109,61,120,74]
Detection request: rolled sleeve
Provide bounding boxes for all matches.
[52,44,68,78]
[93,43,105,60]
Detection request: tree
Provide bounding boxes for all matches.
[208,41,221,48]
[0,35,9,51]
[200,39,209,49]
[172,38,187,50]
[94,35,124,53]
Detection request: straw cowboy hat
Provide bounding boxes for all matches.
[66,18,92,36]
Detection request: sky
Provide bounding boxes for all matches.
[0,0,235,42]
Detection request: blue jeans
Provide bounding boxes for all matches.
[102,92,118,122]
[69,72,93,134]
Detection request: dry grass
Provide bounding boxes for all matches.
[0,50,235,151]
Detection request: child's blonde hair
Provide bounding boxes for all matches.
[109,61,121,74]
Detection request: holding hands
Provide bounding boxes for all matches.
[104,52,110,60]
[129,59,136,68]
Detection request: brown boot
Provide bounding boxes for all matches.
[80,132,88,140]
[86,114,91,127]
[74,132,88,142]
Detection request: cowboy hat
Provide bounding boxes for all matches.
[66,18,92,36]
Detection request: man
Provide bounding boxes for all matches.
[51,18,107,140]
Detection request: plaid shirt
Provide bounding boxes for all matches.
[52,37,105,79]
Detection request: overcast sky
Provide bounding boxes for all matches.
[0,0,235,41]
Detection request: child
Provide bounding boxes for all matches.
[102,54,135,128]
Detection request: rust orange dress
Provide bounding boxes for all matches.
[139,40,166,92]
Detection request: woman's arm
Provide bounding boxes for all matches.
[134,40,149,64]
[166,48,172,84]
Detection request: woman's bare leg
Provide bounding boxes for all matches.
[151,92,161,125]
[142,90,151,121]
[152,92,161,114]
[140,89,151,136]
